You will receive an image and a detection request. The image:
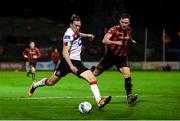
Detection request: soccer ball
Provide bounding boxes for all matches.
[78,101,92,114]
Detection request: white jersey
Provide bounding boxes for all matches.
[63,28,82,61]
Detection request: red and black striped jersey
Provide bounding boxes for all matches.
[107,25,132,57]
[51,51,60,63]
[22,47,41,63]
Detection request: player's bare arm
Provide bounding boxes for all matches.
[79,33,95,40]
[129,34,136,44]
[22,49,28,58]
[24,55,28,58]
[62,42,78,74]
[102,33,123,46]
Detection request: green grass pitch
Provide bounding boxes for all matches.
[0,71,180,120]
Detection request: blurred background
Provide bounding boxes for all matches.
[0,0,179,70]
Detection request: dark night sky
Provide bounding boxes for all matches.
[0,0,179,27]
[125,0,180,27]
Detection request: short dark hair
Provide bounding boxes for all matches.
[120,13,131,20]
[70,14,81,23]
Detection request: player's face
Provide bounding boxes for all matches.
[54,48,58,52]
[119,18,130,30]
[71,21,81,33]
[29,42,35,49]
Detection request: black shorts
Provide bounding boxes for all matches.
[54,58,88,78]
[29,62,36,68]
[97,54,129,72]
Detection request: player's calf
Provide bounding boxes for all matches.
[47,80,57,86]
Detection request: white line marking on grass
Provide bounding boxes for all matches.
[4,94,172,100]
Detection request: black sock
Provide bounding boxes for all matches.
[32,73,35,80]
[125,77,132,96]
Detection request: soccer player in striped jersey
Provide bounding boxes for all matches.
[22,41,41,80]
[91,13,137,104]
[28,14,111,109]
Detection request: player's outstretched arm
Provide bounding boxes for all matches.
[79,33,94,40]
[22,49,28,58]
[102,33,122,46]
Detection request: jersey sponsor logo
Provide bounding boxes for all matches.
[64,35,71,40]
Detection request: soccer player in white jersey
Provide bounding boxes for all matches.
[28,14,111,109]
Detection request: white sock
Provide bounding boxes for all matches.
[33,78,47,88]
[90,84,101,104]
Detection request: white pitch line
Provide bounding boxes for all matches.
[3,94,173,100]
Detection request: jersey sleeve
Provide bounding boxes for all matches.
[63,31,74,46]
[107,27,116,35]
[22,48,28,56]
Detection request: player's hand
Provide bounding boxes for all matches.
[115,41,123,46]
[88,34,95,40]
[33,55,38,59]
[24,55,28,58]
[124,36,130,39]
[70,65,78,74]
[119,36,130,40]
[131,39,136,44]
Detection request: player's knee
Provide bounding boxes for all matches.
[124,73,131,78]
[122,68,131,78]
[31,67,36,73]
[93,66,103,77]
[97,65,103,72]
[93,70,99,77]
[123,70,130,78]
